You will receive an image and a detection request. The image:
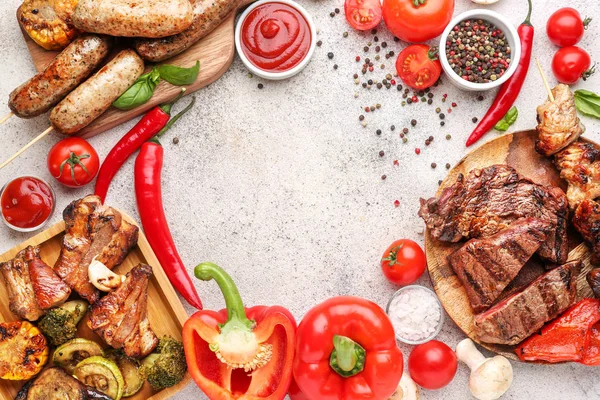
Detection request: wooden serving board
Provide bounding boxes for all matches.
[22,0,253,139]
[425,130,596,362]
[0,213,190,399]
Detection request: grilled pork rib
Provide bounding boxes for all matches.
[88,263,158,358]
[447,218,551,313]
[54,195,138,304]
[554,141,600,209]
[0,246,70,321]
[474,260,579,345]
[535,84,584,157]
[573,199,600,265]
[419,165,569,264]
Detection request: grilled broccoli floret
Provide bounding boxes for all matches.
[38,300,88,346]
[140,336,187,390]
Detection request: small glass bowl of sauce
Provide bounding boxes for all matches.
[1,176,55,232]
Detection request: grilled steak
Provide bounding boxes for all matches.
[419,164,569,264]
[554,141,600,209]
[588,268,600,299]
[54,195,139,304]
[88,264,158,358]
[474,260,580,345]
[0,246,70,321]
[15,367,112,400]
[447,218,551,313]
[573,199,600,265]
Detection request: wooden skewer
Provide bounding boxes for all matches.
[535,58,555,102]
[0,112,13,126]
[0,126,54,170]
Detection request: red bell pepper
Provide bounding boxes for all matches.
[581,323,600,365]
[183,262,296,399]
[516,298,600,363]
[293,296,403,400]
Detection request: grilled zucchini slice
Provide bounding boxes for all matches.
[18,0,80,50]
[105,350,143,397]
[53,338,104,374]
[0,321,48,380]
[74,356,124,400]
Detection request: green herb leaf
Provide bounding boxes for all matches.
[158,61,200,86]
[113,67,160,110]
[494,106,518,131]
[575,89,600,119]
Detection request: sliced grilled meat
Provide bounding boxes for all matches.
[535,84,585,156]
[88,264,158,358]
[15,367,112,400]
[419,165,569,264]
[474,260,580,345]
[573,199,600,265]
[588,269,600,299]
[447,218,551,313]
[554,141,600,209]
[26,246,71,310]
[54,195,138,304]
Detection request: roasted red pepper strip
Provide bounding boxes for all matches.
[516,298,600,363]
[95,89,188,203]
[183,263,296,400]
[134,138,203,309]
[465,0,534,147]
[581,323,600,365]
[293,296,403,400]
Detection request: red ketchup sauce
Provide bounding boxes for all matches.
[1,177,54,229]
[241,2,311,72]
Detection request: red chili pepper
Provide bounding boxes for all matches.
[465,0,534,147]
[95,89,188,203]
[134,136,203,310]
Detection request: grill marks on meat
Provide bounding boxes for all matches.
[474,260,580,345]
[88,264,158,358]
[554,141,600,209]
[0,246,70,321]
[447,218,551,313]
[573,199,600,265]
[535,84,584,157]
[419,165,569,264]
[587,269,600,299]
[54,195,138,304]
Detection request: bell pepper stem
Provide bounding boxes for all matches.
[329,335,366,377]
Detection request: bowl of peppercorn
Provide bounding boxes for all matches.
[439,9,521,91]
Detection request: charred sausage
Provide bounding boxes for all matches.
[9,35,112,118]
[72,0,193,38]
[50,49,144,135]
[135,0,240,62]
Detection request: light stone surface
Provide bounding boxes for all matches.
[1,0,600,399]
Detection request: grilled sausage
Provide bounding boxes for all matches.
[9,35,112,118]
[72,0,193,38]
[135,0,240,62]
[50,50,144,135]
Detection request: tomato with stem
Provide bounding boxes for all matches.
[552,46,595,84]
[381,239,426,285]
[344,0,382,31]
[47,137,99,187]
[395,45,441,90]
[547,7,591,47]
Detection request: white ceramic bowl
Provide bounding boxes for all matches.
[235,0,317,80]
[0,176,55,233]
[439,9,521,91]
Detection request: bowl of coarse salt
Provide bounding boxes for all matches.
[386,285,444,345]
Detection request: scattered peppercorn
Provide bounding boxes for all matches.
[446,163,451,169]
[173,137,179,144]
[477,95,484,101]
[355,55,360,62]
[394,199,400,207]
[427,99,433,105]
[258,83,264,89]
[435,107,441,113]
[440,121,445,126]
[381,174,387,180]
[364,46,369,52]
[431,162,437,169]
[446,134,452,140]
[415,148,421,155]
[403,127,409,134]
[330,11,335,17]
[411,119,417,126]
[376,129,382,135]
[379,150,385,157]
[439,113,445,120]
[335,7,340,13]
[343,32,348,38]
[317,40,322,47]
[390,125,395,131]
[333,64,338,70]
[402,137,408,143]
[371,29,377,34]
[382,42,387,48]
[327,52,334,59]
[472,117,479,123]
[359,115,365,121]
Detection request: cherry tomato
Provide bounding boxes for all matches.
[382,0,454,43]
[344,0,382,31]
[408,340,457,390]
[395,45,441,90]
[381,239,427,285]
[547,8,591,47]
[551,46,594,84]
[47,137,100,188]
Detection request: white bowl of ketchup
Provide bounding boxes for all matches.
[235,0,317,80]
[0,176,55,232]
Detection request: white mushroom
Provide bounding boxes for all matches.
[388,371,420,400]
[456,338,513,400]
[88,257,125,292]
[471,0,500,4]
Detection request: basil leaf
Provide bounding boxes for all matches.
[494,106,518,131]
[158,61,200,86]
[113,68,160,111]
[494,120,510,131]
[575,89,600,119]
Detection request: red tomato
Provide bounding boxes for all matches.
[47,137,100,188]
[382,0,454,43]
[551,46,594,84]
[547,8,590,47]
[395,45,442,90]
[381,239,427,285]
[408,340,458,390]
[344,0,382,31]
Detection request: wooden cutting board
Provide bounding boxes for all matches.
[425,130,596,362]
[0,213,190,399]
[22,0,252,139]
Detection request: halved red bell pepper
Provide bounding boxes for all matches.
[581,323,600,366]
[516,298,600,363]
[293,296,403,400]
[183,263,296,399]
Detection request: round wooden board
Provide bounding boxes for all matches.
[425,130,596,362]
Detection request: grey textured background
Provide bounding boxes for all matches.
[1,0,600,399]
